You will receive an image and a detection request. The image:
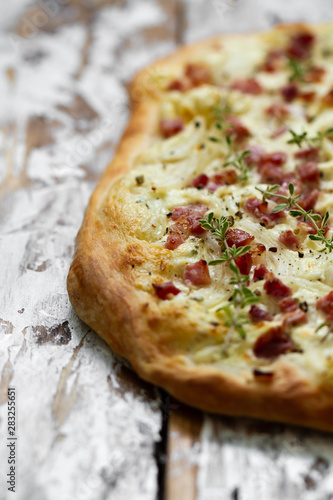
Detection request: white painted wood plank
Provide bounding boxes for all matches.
[0,1,179,499]
[182,0,333,43]
[197,416,333,500]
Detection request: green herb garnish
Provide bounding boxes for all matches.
[288,58,307,82]
[287,128,333,149]
[224,148,251,182]
[200,213,259,353]
[256,183,333,252]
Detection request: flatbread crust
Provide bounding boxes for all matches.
[68,23,333,432]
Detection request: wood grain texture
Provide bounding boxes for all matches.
[2,0,333,499]
[165,402,203,500]
[0,1,179,499]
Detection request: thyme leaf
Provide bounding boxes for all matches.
[287,128,333,149]
[288,58,307,82]
[224,149,252,182]
[256,183,333,252]
[199,213,259,354]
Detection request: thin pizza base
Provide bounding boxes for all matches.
[67,23,333,432]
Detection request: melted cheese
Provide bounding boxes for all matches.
[115,25,333,382]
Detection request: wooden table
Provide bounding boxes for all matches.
[1,1,333,499]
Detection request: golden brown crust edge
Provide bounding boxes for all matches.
[67,23,333,433]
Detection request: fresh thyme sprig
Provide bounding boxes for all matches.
[288,58,307,82]
[208,97,253,182]
[256,182,333,252]
[221,305,249,352]
[287,128,333,149]
[213,97,232,123]
[208,99,232,142]
[208,119,228,144]
[200,213,259,353]
[287,130,308,148]
[199,212,232,251]
[224,148,251,182]
[208,133,252,182]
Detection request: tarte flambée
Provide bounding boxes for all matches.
[68,23,333,432]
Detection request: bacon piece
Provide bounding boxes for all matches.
[235,252,252,275]
[167,63,211,91]
[171,206,191,221]
[322,88,333,107]
[245,145,287,170]
[234,253,252,275]
[168,220,191,241]
[281,172,302,188]
[188,214,207,236]
[189,173,209,189]
[244,197,286,227]
[279,297,298,313]
[225,117,250,144]
[294,147,319,162]
[169,214,206,240]
[249,243,266,266]
[266,103,290,120]
[171,203,207,221]
[304,66,325,83]
[278,230,300,251]
[184,260,211,287]
[317,291,333,316]
[265,151,288,166]
[165,234,184,250]
[250,243,266,256]
[253,264,269,282]
[167,78,191,92]
[286,31,315,60]
[206,170,238,191]
[244,197,267,214]
[260,163,284,184]
[185,63,211,87]
[281,83,299,102]
[226,228,254,248]
[153,282,181,300]
[298,187,319,211]
[261,49,284,73]
[262,209,287,227]
[299,91,316,103]
[231,78,262,95]
[264,275,292,300]
[249,305,273,323]
[256,159,288,185]
[253,326,294,360]
[297,162,319,185]
[167,203,208,249]
[160,118,184,138]
[283,309,307,327]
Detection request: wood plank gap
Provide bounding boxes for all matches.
[154,389,170,500]
[165,401,203,500]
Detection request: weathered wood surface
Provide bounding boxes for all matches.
[0,1,178,499]
[1,1,333,500]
